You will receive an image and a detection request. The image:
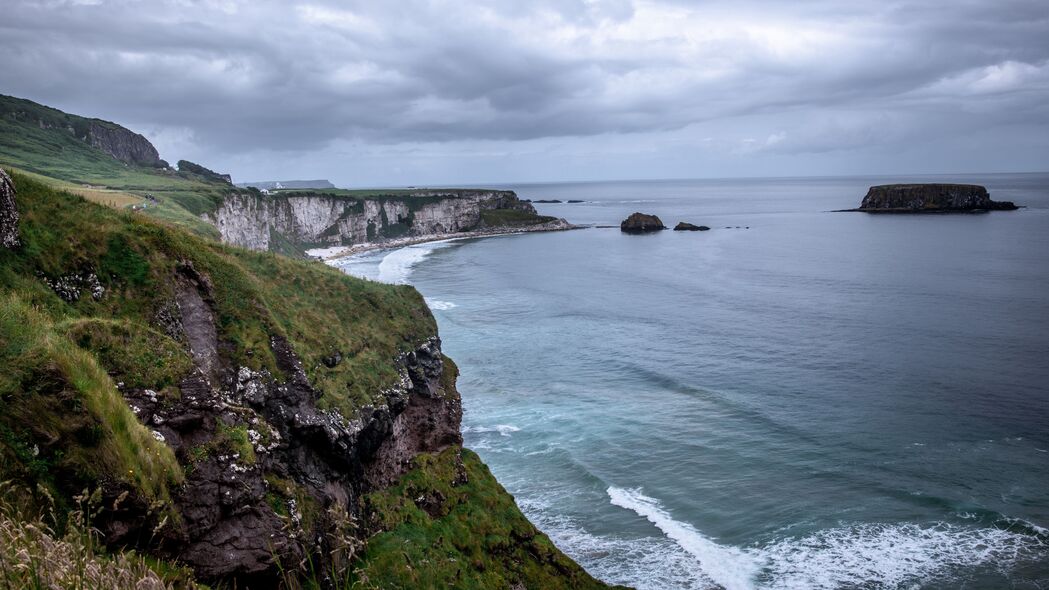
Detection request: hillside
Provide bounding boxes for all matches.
[0,167,617,588]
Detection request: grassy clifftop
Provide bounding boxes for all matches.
[0,169,615,589]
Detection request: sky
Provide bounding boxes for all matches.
[2,0,1048,186]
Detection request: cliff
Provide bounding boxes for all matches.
[856,184,1019,212]
[208,188,566,253]
[87,120,165,167]
[0,169,615,589]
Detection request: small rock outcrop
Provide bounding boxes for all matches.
[855,184,1018,212]
[178,160,233,184]
[674,222,710,231]
[620,212,666,233]
[0,169,18,248]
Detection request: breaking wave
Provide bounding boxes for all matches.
[605,487,1046,590]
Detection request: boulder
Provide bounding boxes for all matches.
[673,222,710,231]
[620,212,666,233]
[0,169,19,248]
[856,184,1018,212]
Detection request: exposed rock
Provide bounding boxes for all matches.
[674,222,710,231]
[620,212,666,233]
[567,199,585,203]
[110,275,464,582]
[87,121,165,167]
[855,184,1018,212]
[533,199,563,203]
[0,169,18,248]
[40,269,105,302]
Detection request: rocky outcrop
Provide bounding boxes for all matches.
[674,222,710,231]
[178,160,233,184]
[620,212,666,233]
[855,184,1018,212]
[0,169,18,248]
[112,266,462,581]
[88,121,165,167]
[208,189,554,252]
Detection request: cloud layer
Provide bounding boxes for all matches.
[2,0,1047,184]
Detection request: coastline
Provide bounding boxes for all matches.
[310,219,582,261]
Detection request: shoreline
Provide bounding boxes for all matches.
[310,221,583,262]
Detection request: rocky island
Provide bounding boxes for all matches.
[847,183,1019,213]
[674,222,710,231]
[620,212,666,233]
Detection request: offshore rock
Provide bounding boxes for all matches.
[620,212,666,233]
[0,169,18,248]
[674,222,710,231]
[856,184,1018,212]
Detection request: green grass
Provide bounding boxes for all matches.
[0,294,184,507]
[480,208,557,227]
[353,448,620,590]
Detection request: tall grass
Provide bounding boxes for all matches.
[0,483,197,590]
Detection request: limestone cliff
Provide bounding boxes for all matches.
[856,184,1019,212]
[208,189,562,252]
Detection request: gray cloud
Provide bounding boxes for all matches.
[1,0,1047,184]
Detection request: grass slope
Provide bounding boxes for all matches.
[356,448,621,590]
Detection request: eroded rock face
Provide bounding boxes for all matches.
[208,190,539,251]
[620,212,666,233]
[858,184,1018,212]
[0,169,18,248]
[109,267,462,583]
[88,121,165,167]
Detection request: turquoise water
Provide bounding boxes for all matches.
[334,174,1049,589]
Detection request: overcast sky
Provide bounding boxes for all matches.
[2,0,1048,186]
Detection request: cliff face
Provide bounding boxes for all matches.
[87,121,165,167]
[208,189,545,251]
[859,184,1018,212]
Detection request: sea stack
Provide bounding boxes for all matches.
[855,184,1018,212]
[673,222,710,231]
[0,169,19,248]
[621,212,666,233]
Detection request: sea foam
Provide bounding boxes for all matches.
[605,487,1045,590]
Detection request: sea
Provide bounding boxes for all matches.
[330,174,1049,589]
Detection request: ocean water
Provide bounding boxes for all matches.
[332,174,1049,589]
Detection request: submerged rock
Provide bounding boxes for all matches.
[855,184,1018,212]
[620,212,666,233]
[673,222,710,231]
[0,169,18,248]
